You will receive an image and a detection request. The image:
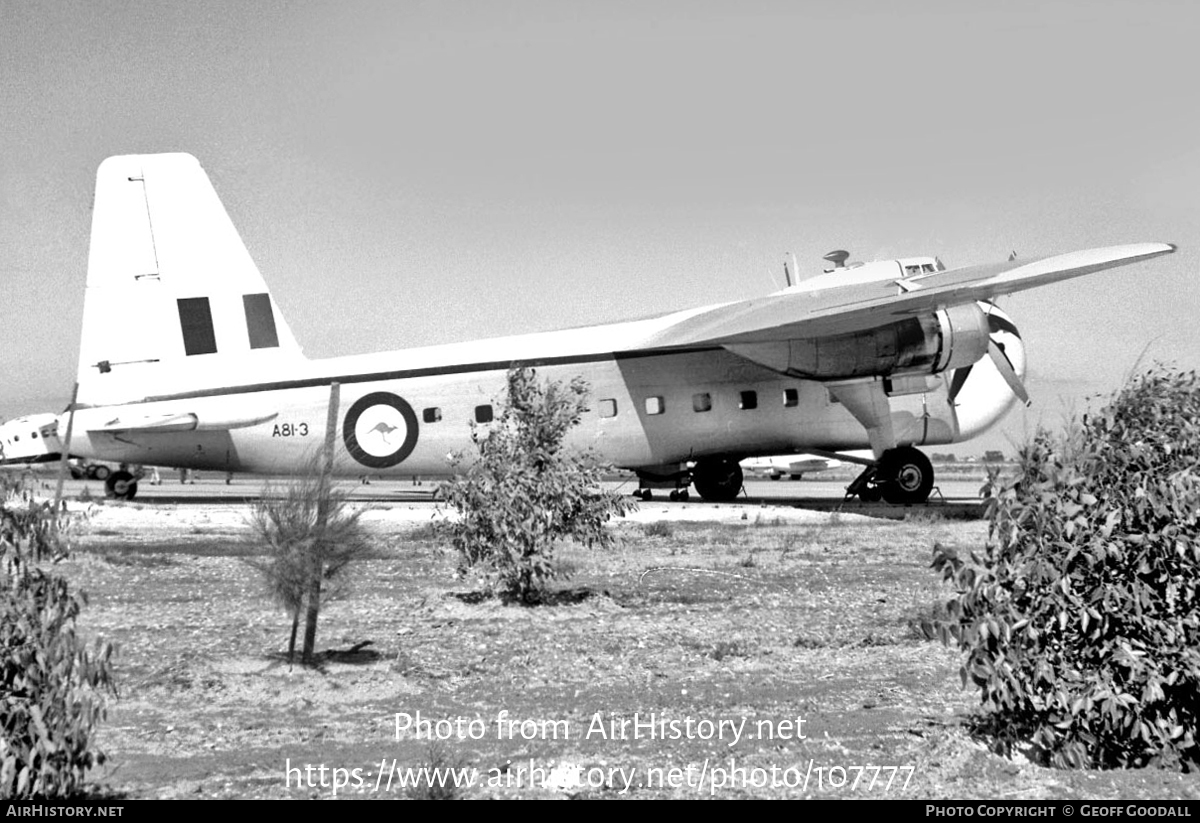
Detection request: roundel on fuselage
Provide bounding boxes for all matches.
[342,392,419,469]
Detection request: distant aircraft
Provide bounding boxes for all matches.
[740,453,857,481]
[48,154,1175,502]
[0,413,62,466]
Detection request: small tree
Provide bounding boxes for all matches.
[247,454,372,664]
[935,366,1200,769]
[440,367,633,603]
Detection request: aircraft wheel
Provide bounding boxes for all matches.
[92,465,111,481]
[105,471,138,501]
[678,490,689,502]
[789,473,803,481]
[879,447,934,505]
[769,474,781,481]
[692,458,743,502]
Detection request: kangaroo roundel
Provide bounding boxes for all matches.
[343,392,419,469]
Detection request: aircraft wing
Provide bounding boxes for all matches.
[644,243,1175,346]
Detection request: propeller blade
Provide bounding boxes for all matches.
[987,312,1021,337]
[948,365,972,404]
[987,340,1030,406]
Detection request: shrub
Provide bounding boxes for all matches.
[440,368,634,603]
[403,742,472,800]
[642,520,673,539]
[935,366,1200,769]
[2,496,73,569]
[1,570,116,797]
[246,454,372,664]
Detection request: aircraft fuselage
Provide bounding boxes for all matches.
[65,332,987,478]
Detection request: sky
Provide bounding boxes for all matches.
[2,0,1198,456]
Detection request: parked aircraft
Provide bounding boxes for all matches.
[741,454,848,481]
[0,413,62,466]
[50,154,1174,502]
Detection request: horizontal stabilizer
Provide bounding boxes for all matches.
[88,410,278,434]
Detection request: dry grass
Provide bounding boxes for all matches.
[47,509,1200,799]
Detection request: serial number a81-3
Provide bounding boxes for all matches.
[272,422,309,437]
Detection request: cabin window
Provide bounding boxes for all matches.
[177,297,218,356]
[645,396,665,415]
[783,388,799,407]
[243,293,280,349]
[423,407,442,423]
[692,392,712,413]
[475,404,493,423]
[599,399,618,418]
[739,390,758,410]
[31,432,38,439]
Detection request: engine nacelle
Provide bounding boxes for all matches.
[726,302,991,380]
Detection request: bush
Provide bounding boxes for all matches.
[246,455,372,664]
[440,368,634,603]
[2,500,72,569]
[935,366,1200,769]
[1,570,116,797]
[642,520,673,539]
[404,742,471,800]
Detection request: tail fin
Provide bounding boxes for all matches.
[76,154,305,406]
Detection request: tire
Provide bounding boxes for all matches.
[879,447,934,505]
[692,458,744,502]
[91,465,111,481]
[105,471,138,501]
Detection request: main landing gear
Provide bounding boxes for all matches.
[847,446,934,505]
[634,488,691,502]
[632,457,744,503]
[691,457,743,503]
[104,470,139,501]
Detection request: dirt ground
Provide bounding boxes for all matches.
[33,497,1200,799]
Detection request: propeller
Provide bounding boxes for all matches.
[987,339,1030,406]
[948,309,1030,406]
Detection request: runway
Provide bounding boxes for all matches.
[21,471,991,520]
